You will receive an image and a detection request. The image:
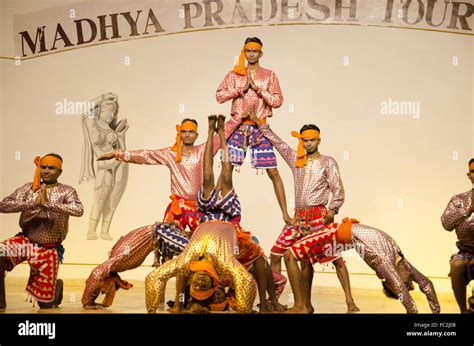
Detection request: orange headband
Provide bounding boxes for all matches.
[291,129,320,168]
[171,121,198,163]
[336,218,360,244]
[181,121,198,132]
[469,162,474,171]
[209,300,228,311]
[190,286,217,301]
[32,155,63,192]
[189,260,220,301]
[233,42,263,76]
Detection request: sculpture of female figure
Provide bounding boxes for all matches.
[79,93,129,240]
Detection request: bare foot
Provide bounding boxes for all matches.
[347,301,360,313]
[217,114,226,133]
[83,303,106,310]
[167,305,183,314]
[258,302,274,314]
[100,232,113,241]
[208,115,217,133]
[283,306,312,314]
[86,231,98,240]
[189,303,210,314]
[269,300,287,312]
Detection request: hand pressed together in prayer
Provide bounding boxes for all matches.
[35,185,49,207]
[242,72,257,94]
[248,72,257,90]
[242,75,251,93]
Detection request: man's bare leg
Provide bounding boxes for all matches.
[216,115,233,196]
[253,257,271,313]
[203,115,218,199]
[266,168,291,223]
[270,254,282,273]
[301,260,315,314]
[265,261,287,312]
[283,250,311,313]
[334,258,360,312]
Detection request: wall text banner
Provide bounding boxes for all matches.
[13,0,474,59]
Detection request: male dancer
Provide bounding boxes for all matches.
[97,117,241,235]
[216,37,292,225]
[441,158,474,313]
[145,115,256,313]
[81,221,188,308]
[283,218,440,314]
[97,117,241,264]
[248,110,358,312]
[0,154,84,309]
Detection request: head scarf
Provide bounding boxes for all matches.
[172,120,198,162]
[290,129,320,168]
[32,155,62,191]
[233,41,263,76]
[189,259,220,301]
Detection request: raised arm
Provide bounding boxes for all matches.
[114,148,169,166]
[216,71,243,104]
[42,188,84,217]
[0,184,36,214]
[405,260,440,313]
[257,124,295,168]
[441,195,472,231]
[327,158,345,214]
[255,71,283,108]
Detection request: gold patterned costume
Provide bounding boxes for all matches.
[145,188,256,313]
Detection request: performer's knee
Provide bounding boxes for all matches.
[333,258,345,269]
[450,259,468,278]
[270,254,281,264]
[283,249,295,263]
[266,168,280,180]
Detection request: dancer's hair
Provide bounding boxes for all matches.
[381,281,399,299]
[182,118,198,126]
[245,37,263,46]
[299,124,321,134]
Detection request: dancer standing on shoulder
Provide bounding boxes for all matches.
[216,37,292,226]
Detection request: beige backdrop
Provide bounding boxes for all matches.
[0,1,473,291]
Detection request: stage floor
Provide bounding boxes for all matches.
[0,282,462,314]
